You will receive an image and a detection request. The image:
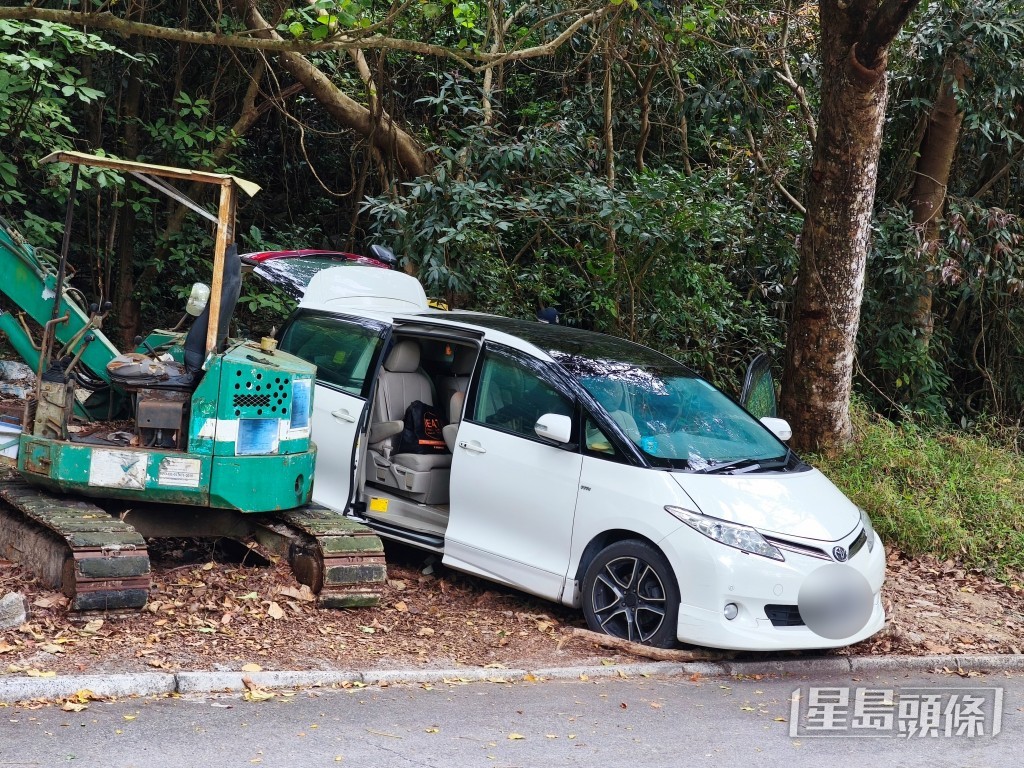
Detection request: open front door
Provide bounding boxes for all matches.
[278,310,389,513]
[739,353,777,420]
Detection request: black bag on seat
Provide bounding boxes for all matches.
[397,400,448,454]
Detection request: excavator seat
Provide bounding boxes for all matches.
[106,244,242,391]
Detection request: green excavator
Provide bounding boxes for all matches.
[0,151,384,611]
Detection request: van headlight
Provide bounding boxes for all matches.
[859,508,876,553]
[666,506,785,561]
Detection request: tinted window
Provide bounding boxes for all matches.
[279,311,387,397]
[584,416,619,458]
[472,348,572,440]
[252,256,363,298]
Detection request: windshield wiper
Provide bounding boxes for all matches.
[693,449,794,475]
[693,457,762,475]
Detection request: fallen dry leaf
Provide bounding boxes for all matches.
[241,676,275,702]
[267,602,285,620]
[32,594,66,609]
[1,535,1020,682]
[278,585,314,602]
[81,619,104,634]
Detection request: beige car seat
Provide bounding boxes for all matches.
[367,339,452,504]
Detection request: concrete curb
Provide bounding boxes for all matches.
[0,673,175,701]
[1,654,1022,701]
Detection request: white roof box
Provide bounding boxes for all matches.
[300,266,429,313]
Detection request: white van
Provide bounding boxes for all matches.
[278,266,885,651]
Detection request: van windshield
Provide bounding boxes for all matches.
[551,347,786,471]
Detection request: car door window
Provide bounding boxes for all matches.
[279,311,387,397]
[584,416,617,456]
[472,348,573,439]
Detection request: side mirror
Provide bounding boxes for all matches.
[185,282,210,317]
[369,244,398,268]
[534,413,572,444]
[761,417,792,442]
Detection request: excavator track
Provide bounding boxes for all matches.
[0,467,150,611]
[259,505,387,609]
[1,466,385,612]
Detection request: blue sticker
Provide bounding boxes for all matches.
[291,378,311,430]
[237,418,279,456]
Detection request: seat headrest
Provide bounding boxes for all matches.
[449,390,466,423]
[451,346,476,376]
[384,340,421,372]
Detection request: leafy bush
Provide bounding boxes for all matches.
[858,205,953,419]
[363,80,792,388]
[814,402,1024,579]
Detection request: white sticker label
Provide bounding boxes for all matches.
[157,457,201,488]
[88,450,149,490]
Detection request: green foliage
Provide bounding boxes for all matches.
[910,0,1024,149]
[364,77,788,387]
[141,92,237,168]
[865,0,1024,424]
[814,402,1024,579]
[940,200,1024,423]
[0,0,1017,455]
[280,0,373,39]
[0,20,127,208]
[859,207,953,419]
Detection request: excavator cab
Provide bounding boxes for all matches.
[9,152,317,512]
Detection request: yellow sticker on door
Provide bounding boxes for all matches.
[369,497,389,513]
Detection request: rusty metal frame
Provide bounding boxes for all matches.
[39,151,261,362]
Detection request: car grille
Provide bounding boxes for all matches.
[762,535,831,561]
[764,604,805,627]
[848,528,868,559]
[764,526,868,562]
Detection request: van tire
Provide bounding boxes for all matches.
[581,540,679,648]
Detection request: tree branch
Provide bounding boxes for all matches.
[773,0,817,146]
[0,6,608,72]
[856,0,923,70]
[744,127,806,214]
[972,146,1024,199]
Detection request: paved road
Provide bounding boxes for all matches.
[0,670,1017,767]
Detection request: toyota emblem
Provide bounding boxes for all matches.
[832,546,848,562]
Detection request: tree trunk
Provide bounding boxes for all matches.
[781,0,921,452]
[908,57,967,344]
[114,47,145,347]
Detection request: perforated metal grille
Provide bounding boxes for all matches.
[231,368,292,418]
[234,394,270,408]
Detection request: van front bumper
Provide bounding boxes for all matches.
[661,525,887,652]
